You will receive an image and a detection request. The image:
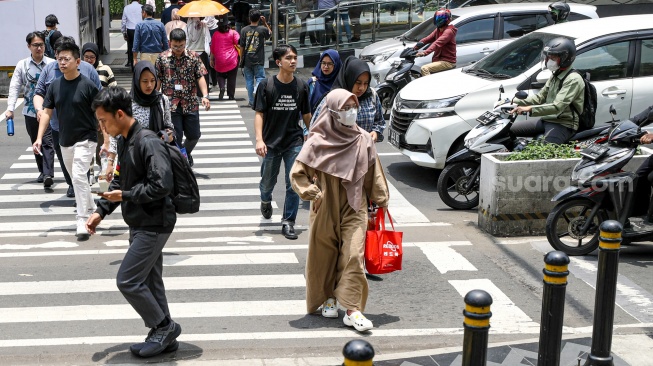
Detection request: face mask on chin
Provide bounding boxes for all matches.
[546,59,560,72]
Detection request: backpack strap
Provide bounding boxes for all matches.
[556,69,580,120]
[265,75,275,105]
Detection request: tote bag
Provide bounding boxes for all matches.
[365,207,403,274]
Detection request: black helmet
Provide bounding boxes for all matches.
[548,2,570,23]
[542,37,576,69]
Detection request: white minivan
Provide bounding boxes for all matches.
[388,15,653,169]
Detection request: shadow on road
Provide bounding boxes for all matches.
[386,161,440,193]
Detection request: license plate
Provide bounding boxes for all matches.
[389,128,402,148]
[476,111,499,125]
[581,144,609,160]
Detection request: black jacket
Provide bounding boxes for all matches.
[96,123,176,232]
[632,105,653,126]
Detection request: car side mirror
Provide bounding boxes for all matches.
[536,69,552,84]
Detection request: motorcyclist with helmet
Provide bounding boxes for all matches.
[413,9,457,76]
[510,37,585,144]
[549,2,571,24]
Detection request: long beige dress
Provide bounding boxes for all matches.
[291,157,390,313]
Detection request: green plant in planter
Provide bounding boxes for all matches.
[505,139,581,161]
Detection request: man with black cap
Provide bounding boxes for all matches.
[44,14,62,59]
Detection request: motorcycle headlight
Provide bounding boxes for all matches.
[465,136,480,149]
[416,95,466,119]
[572,162,608,185]
[464,124,502,148]
[371,51,395,65]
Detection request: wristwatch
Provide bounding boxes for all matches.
[202,95,209,99]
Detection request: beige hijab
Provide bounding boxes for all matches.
[296,89,377,211]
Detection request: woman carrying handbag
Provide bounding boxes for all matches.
[210,15,241,100]
[291,89,389,332]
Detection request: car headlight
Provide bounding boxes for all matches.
[371,51,395,65]
[416,94,466,119]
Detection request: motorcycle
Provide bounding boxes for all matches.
[375,42,429,120]
[437,87,613,210]
[545,116,652,256]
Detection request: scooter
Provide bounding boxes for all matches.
[545,115,653,256]
[375,42,429,120]
[436,87,613,210]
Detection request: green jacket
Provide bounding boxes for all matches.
[516,68,585,131]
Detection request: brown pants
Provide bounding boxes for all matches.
[420,61,455,76]
[139,52,160,65]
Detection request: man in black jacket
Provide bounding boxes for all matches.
[86,87,181,358]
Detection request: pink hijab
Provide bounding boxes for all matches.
[296,89,377,211]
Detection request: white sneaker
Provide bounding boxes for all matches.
[76,219,90,240]
[321,298,338,318]
[343,311,373,331]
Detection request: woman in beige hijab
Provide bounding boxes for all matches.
[165,8,186,40]
[291,89,389,332]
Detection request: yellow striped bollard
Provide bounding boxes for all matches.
[462,289,493,366]
[538,251,570,366]
[342,339,374,366]
[584,220,622,366]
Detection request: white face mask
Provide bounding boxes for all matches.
[331,107,358,126]
[546,59,560,72]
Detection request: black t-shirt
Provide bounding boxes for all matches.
[239,25,270,67]
[44,74,99,147]
[254,76,310,152]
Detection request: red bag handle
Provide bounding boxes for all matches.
[375,207,396,231]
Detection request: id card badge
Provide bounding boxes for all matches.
[175,84,183,91]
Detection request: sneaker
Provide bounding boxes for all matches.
[322,298,338,318]
[43,175,53,188]
[187,154,194,167]
[343,311,373,332]
[130,328,179,356]
[260,201,273,219]
[282,224,298,240]
[219,88,225,100]
[138,320,182,357]
[76,219,90,241]
[37,173,45,183]
[66,186,75,198]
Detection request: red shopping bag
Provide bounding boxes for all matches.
[365,207,403,274]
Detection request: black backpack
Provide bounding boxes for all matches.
[44,30,56,59]
[558,69,597,131]
[136,130,200,214]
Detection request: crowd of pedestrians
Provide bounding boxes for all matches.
[4,0,395,359]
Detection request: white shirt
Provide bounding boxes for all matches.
[122,1,144,32]
[146,0,156,8]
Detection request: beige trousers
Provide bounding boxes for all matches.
[420,61,455,76]
[139,52,160,65]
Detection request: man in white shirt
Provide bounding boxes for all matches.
[4,31,56,188]
[121,0,144,69]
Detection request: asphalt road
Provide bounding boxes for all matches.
[0,55,651,365]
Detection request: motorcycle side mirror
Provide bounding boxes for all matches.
[499,85,505,93]
[514,91,528,100]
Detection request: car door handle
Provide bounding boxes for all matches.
[602,89,627,96]
[480,48,495,54]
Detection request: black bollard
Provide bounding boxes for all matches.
[342,339,374,366]
[462,289,493,366]
[538,251,570,366]
[584,220,622,366]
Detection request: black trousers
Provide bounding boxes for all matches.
[52,128,73,186]
[199,52,211,91]
[215,65,238,99]
[299,17,317,45]
[25,115,55,177]
[127,29,136,68]
[510,119,575,144]
[116,228,173,328]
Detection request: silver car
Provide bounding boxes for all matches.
[360,2,599,87]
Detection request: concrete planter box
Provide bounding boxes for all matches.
[478,148,652,237]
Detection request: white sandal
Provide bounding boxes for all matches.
[321,298,338,318]
[343,311,373,331]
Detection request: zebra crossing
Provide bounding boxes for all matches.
[0,81,650,361]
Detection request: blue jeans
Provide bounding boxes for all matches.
[337,12,352,43]
[260,145,302,225]
[243,64,266,106]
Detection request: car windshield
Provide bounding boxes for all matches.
[402,15,459,41]
[466,33,572,79]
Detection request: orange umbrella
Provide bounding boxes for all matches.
[177,0,229,17]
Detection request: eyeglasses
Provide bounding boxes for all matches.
[320,62,334,68]
[84,55,97,61]
[171,45,185,51]
[57,56,74,64]
[31,43,45,49]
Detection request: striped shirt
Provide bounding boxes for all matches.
[96,62,117,88]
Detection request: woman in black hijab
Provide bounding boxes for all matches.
[104,61,176,179]
[309,56,385,142]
